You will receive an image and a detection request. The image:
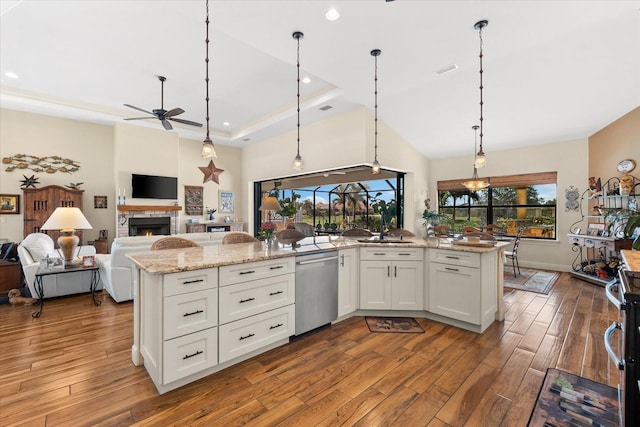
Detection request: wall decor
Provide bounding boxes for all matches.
[2,154,81,173]
[219,191,234,213]
[199,160,224,184]
[0,194,20,214]
[66,182,84,190]
[19,174,39,188]
[184,185,204,216]
[94,196,108,209]
[564,186,580,212]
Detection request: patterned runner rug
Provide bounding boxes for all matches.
[504,267,559,294]
[365,317,424,333]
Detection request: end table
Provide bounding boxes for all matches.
[32,264,101,318]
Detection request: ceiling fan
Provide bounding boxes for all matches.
[124,76,202,131]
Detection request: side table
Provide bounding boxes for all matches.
[0,260,22,297]
[32,264,101,318]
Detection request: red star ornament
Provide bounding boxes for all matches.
[199,160,224,184]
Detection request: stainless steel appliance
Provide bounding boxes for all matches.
[295,251,338,335]
[605,269,640,426]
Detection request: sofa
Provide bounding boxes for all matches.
[17,233,99,299]
[95,232,235,303]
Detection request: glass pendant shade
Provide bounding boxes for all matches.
[293,153,303,170]
[371,159,381,175]
[474,149,486,168]
[462,165,490,191]
[201,138,217,158]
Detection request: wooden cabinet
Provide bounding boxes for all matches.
[0,261,22,296]
[427,248,497,333]
[23,185,84,244]
[359,248,424,310]
[185,223,206,233]
[338,248,359,317]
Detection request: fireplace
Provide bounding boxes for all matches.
[129,217,171,236]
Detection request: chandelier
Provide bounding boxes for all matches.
[462,125,490,191]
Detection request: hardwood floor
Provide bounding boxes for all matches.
[0,272,618,426]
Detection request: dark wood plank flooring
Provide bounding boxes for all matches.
[0,272,618,426]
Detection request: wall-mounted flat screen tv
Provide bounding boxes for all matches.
[131,174,178,199]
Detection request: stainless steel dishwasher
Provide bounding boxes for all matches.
[295,251,339,335]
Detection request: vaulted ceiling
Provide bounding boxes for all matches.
[1,1,638,160]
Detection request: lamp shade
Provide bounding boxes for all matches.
[201,139,217,158]
[41,207,93,231]
[258,196,282,212]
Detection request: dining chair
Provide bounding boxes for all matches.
[222,232,260,245]
[483,223,505,235]
[386,228,415,238]
[150,237,202,250]
[434,225,452,237]
[462,226,482,234]
[504,227,525,276]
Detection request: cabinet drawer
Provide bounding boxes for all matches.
[595,239,615,251]
[219,274,295,324]
[360,247,423,261]
[163,327,218,384]
[568,235,584,245]
[164,289,218,340]
[218,305,294,363]
[163,269,217,297]
[219,257,295,286]
[429,249,480,268]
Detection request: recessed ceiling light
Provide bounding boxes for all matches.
[325,8,340,21]
[223,121,230,126]
[435,64,458,76]
[4,71,19,79]
[302,76,311,84]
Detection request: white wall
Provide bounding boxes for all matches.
[241,107,429,234]
[430,138,590,271]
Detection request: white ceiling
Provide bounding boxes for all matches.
[1,0,638,160]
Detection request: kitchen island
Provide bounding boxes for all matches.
[128,235,509,393]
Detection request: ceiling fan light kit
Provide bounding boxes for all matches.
[371,48,382,175]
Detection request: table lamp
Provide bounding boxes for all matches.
[259,195,282,221]
[40,207,93,265]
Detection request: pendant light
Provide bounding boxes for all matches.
[371,48,382,175]
[292,31,304,170]
[201,0,217,158]
[462,125,490,191]
[473,19,488,168]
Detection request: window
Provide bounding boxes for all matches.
[437,172,557,239]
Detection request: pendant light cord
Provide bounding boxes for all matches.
[373,51,379,162]
[204,0,211,142]
[478,23,485,155]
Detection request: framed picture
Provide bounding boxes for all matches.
[587,223,605,236]
[94,195,108,209]
[185,185,203,216]
[219,191,234,213]
[0,194,20,214]
[82,255,96,268]
[99,229,108,240]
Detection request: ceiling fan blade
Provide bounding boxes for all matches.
[169,117,203,127]
[161,119,173,130]
[164,108,184,118]
[124,117,155,121]
[124,104,155,116]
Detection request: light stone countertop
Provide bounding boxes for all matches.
[127,235,510,275]
[621,249,640,272]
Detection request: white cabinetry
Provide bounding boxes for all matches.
[428,248,497,333]
[218,257,295,363]
[338,248,359,317]
[359,247,424,310]
[140,268,219,390]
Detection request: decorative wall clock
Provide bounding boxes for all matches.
[617,159,636,173]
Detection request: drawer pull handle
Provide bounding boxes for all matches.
[445,267,459,272]
[183,350,203,360]
[387,266,390,277]
[239,297,255,303]
[394,266,397,277]
[341,254,345,267]
[399,253,412,256]
[269,291,283,296]
[270,323,283,330]
[239,270,256,275]
[270,265,284,270]
[239,333,255,341]
[183,309,204,317]
[374,252,386,256]
[445,256,459,260]
[183,279,204,285]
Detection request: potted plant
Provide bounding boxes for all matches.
[605,209,640,250]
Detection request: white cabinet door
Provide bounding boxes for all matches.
[391,260,423,310]
[338,248,359,317]
[429,262,480,324]
[359,261,391,309]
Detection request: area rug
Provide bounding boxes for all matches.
[528,368,620,427]
[504,267,559,294]
[365,317,424,333]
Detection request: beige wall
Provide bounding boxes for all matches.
[430,138,590,271]
[589,107,640,186]
[0,109,244,244]
[241,107,429,234]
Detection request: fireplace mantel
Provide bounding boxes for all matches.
[117,205,182,212]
